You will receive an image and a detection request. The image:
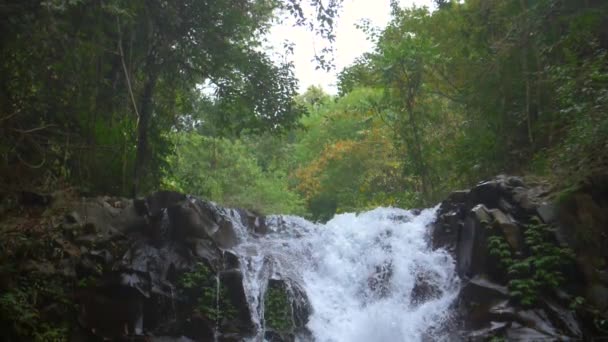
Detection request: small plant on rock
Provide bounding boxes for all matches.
[487,217,575,306]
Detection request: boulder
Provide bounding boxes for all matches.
[488,208,521,251]
[67,191,267,341]
[456,204,491,278]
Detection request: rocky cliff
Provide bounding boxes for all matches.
[432,174,608,340]
[2,175,607,341]
[0,191,307,341]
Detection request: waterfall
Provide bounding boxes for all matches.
[232,206,459,342]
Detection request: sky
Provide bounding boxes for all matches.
[267,0,435,94]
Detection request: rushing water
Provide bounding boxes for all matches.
[229,206,459,342]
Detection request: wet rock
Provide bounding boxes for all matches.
[504,322,554,340]
[222,251,240,270]
[410,269,442,306]
[220,269,255,335]
[239,209,268,235]
[213,219,239,249]
[587,283,608,311]
[537,202,558,223]
[447,190,470,204]
[264,278,311,338]
[541,297,582,338]
[466,321,509,340]
[264,330,296,342]
[458,276,510,330]
[167,200,218,240]
[368,262,393,298]
[488,208,521,251]
[456,204,491,278]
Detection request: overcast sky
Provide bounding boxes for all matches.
[267,0,435,94]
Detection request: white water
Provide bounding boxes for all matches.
[232,207,459,342]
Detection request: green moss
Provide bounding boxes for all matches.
[178,262,237,322]
[264,284,293,332]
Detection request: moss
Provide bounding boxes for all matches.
[178,262,237,322]
[264,283,293,332]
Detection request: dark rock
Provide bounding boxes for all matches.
[222,251,240,270]
[515,309,559,336]
[587,283,608,311]
[368,262,393,298]
[264,330,295,342]
[447,190,470,204]
[541,297,582,338]
[537,202,558,223]
[456,204,491,278]
[504,322,553,340]
[466,321,509,340]
[411,271,441,306]
[488,209,521,251]
[19,190,52,206]
[167,199,218,240]
[213,219,239,249]
[239,209,267,235]
[467,180,502,209]
[219,269,255,335]
[458,276,510,330]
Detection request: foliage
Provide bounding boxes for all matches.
[164,133,306,215]
[488,218,575,306]
[0,275,72,342]
[178,262,237,322]
[0,0,341,196]
[264,284,293,332]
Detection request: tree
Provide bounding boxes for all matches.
[0,0,343,196]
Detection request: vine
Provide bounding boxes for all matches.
[488,217,575,306]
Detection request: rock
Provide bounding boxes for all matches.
[541,297,582,338]
[488,209,521,251]
[222,251,240,270]
[239,209,268,235]
[213,219,239,249]
[264,278,311,338]
[447,190,470,204]
[466,321,509,340]
[368,262,393,299]
[537,202,558,223]
[220,269,255,335]
[587,283,608,311]
[188,238,222,265]
[19,191,52,206]
[459,276,509,304]
[467,180,502,209]
[458,276,510,330]
[515,309,559,336]
[504,322,553,340]
[410,271,441,306]
[456,205,491,278]
[167,199,218,240]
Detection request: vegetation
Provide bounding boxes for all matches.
[488,218,575,306]
[166,0,608,218]
[264,283,294,332]
[2,0,606,217]
[1,0,607,339]
[179,262,237,322]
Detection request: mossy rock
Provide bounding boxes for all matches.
[264,279,294,333]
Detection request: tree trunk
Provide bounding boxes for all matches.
[520,0,534,148]
[132,64,158,197]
